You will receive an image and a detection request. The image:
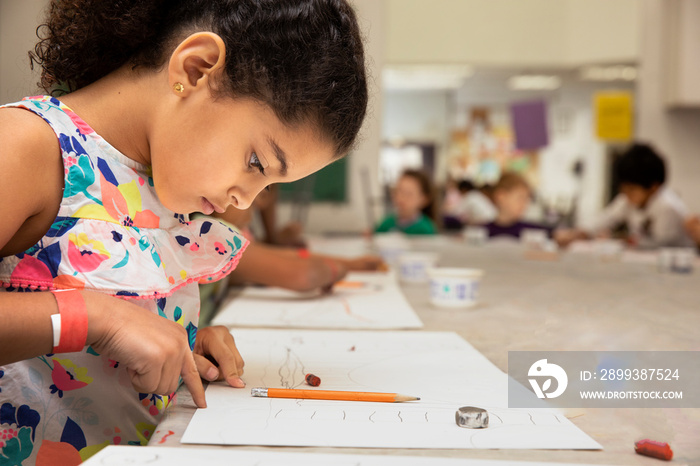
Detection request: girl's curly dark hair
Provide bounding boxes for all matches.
[30,0,368,157]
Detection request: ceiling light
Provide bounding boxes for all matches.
[383,65,474,91]
[508,75,561,91]
[579,65,637,81]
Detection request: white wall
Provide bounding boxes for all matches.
[386,0,640,67]
[0,0,47,102]
[637,0,700,213]
[565,0,641,66]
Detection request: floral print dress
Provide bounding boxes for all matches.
[0,96,248,465]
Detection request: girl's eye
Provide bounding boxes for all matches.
[249,152,265,175]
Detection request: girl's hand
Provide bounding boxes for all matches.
[84,291,207,408]
[193,326,245,388]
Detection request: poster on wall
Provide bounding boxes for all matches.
[594,91,633,141]
[510,100,549,151]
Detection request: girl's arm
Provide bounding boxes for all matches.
[228,242,386,291]
[0,109,208,406]
[229,242,347,291]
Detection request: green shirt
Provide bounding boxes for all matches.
[375,213,437,235]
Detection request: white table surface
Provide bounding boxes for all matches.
[149,236,700,465]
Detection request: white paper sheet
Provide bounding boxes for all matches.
[306,235,374,258]
[182,329,601,450]
[211,272,423,329]
[83,445,615,466]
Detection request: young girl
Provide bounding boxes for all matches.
[375,170,438,235]
[0,0,367,463]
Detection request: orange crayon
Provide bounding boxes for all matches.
[251,387,419,403]
[333,280,366,289]
[305,373,322,386]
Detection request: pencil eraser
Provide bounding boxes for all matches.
[455,406,489,428]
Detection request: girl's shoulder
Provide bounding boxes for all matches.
[0,105,64,254]
[375,214,398,233]
[0,105,60,170]
[417,214,438,234]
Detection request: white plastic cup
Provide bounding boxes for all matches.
[397,252,439,283]
[658,248,675,273]
[427,267,484,308]
[521,229,548,249]
[373,233,410,266]
[463,226,489,246]
[595,239,624,261]
[671,247,696,274]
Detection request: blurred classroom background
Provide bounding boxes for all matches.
[2,0,699,237]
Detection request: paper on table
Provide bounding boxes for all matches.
[306,235,374,258]
[211,272,423,329]
[182,329,601,450]
[83,445,616,466]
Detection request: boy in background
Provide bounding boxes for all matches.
[485,172,551,238]
[556,143,693,248]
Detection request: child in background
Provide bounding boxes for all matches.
[485,172,551,239]
[375,170,438,235]
[0,0,367,463]
[555,143,693,248]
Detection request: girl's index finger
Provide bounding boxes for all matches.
[182,351,207,408]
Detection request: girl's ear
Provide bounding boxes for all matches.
[167,32,226,97]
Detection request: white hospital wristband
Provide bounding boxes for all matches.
[50,313,62,349]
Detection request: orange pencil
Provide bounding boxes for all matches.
[251,387,419,403]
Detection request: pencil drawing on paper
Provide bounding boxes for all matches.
[182,329,601,450]
[211,272,424,329]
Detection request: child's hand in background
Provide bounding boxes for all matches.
[85,291,207,408]
[342,255,387,272]
[193,326,245,388]
[684,215,700,245]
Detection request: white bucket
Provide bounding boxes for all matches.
[521,228,548,248]
[373,233,410,266]
[397,252,439,283]
[659,247,696,274]
[462,226,489,246]
[427,267,484,308]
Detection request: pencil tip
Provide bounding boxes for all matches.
[395,394,421,402]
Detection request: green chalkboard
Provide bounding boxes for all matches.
[278,157,347,202]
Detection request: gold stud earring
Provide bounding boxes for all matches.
[173,82,185,93]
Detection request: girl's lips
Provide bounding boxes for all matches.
[202,197,226,214]
[201,197,215,215]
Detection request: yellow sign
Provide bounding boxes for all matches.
[594,92,633,141]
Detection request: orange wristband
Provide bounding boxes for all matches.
[51,289,88,353]
[297,248,311,259]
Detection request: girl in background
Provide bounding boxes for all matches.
[0,0,367,463]
[375,170,438,235]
